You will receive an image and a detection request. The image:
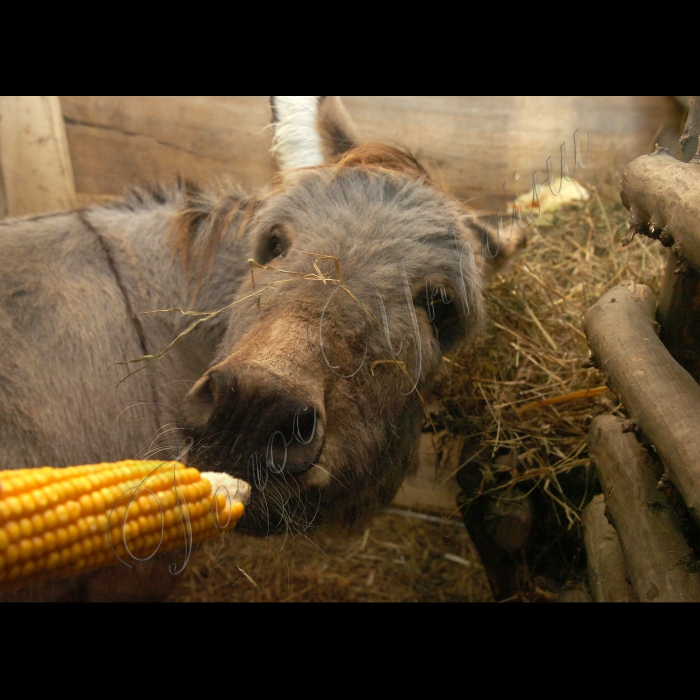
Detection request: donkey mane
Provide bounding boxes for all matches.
[166,184,256,283]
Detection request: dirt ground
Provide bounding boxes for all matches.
[168,511,492,603]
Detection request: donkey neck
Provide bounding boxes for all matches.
[83,198,250,360]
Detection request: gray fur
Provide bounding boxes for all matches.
[0,103,503,543]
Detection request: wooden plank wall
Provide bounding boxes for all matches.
[343,96,683,208]
[56,96,682,214]
[59,96,275,202]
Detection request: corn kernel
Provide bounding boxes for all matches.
[6,521,21,543]
[19,493,36,516]
[5,543,20,566]
[19,518,33,539]
[31,513,45,535]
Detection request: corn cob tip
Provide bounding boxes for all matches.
[201,473,251,506]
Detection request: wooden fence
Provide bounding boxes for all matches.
[582,97,700,602]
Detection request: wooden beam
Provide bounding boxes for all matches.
[656,254,700,382]
[0,96,76,217]
[588,415,700,602]
[620,150,700,272]
[620,121,700,381]
[680,96,700,162]
[0,137,6,219]
[582,494,636,602]
[584,283,700,523]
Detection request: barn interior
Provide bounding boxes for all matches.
[0,96,696,602]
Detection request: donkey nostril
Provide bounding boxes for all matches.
[293,406,318,445]
[259,405,322,477]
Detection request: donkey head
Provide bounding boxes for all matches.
[179,96,516,536]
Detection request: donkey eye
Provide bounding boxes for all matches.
[269,237,284,259]
[415,289,462,352]
[259,231,289,264]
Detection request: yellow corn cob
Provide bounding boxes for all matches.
[0,461,248,590]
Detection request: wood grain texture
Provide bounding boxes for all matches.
[588,415,700,602]
[621,151,700,272]
[656,255,700,382]
[582,494,636,603]
[0,137,6,219]
[59,96,681,211]
[680,96,700,162]
[584,283,700,523]
[59,96,276,196]
[0,96,76,217]
[620,150,700,382]
[343,96,680,206]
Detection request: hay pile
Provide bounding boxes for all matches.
[433,174,665,518]
[422,174,667,597]
[168,172,667,603]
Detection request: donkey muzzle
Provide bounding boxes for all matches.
[179,365,325,481]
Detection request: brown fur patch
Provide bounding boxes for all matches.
[330,143,430,180]
[166,184,258,297]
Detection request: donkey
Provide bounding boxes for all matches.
[0,96,520,546]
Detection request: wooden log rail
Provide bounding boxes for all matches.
[656,258,700,382]
[621,150,700,271]
[680,96,700,163]
[582,495,635,602]
[583,283,700,525]
[588,416,700,602]
[620,146,700,381]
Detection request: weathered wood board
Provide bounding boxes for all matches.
[59,96,276,198]
[343,96,683,207]
[0,137,6,219]
[0,96,76,217]
[59,96,682,213]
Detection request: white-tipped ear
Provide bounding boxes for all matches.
[271,96,326,171]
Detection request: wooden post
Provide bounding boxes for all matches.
[680,96,700,163]
[457,453,533,602]
[584,283,700,524]
[582,495,636,602]
[0,96,76,217]
[620,108,700,381]
[0,138,6,219]
[656,257,700,382]
[588,416,700,602]
[620,150,700,271]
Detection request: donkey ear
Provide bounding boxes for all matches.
[270,96,358,172]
